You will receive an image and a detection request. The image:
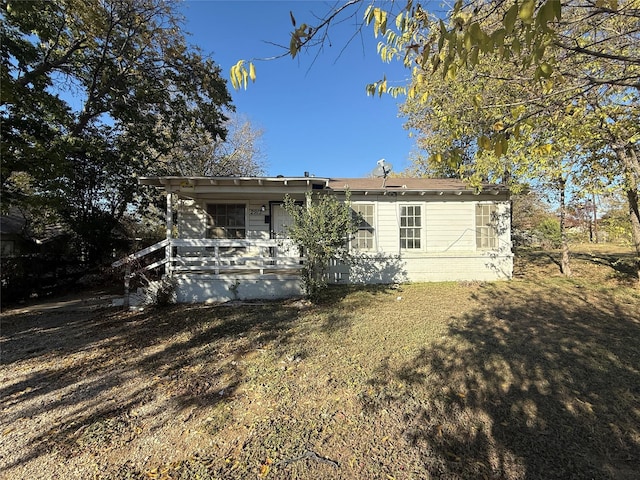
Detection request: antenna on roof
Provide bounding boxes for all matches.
[371,158,393,187]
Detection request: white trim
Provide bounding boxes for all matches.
[398,203,425,252]
[474,201,499,252]
[350,201,377,252]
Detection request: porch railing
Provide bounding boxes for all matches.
[169,238,304,275]
[113,238,304,277]
[112,238,304,308]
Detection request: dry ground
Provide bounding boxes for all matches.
[1,245,639,479]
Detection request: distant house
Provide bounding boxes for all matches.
[0,208,71,258]
[1,209,76,303]
[0,209,34,257]
[115,176,512,303]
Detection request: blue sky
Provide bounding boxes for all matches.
[179,1,418,178]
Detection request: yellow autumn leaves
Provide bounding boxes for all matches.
[230,60,256,91]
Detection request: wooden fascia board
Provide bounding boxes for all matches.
[139,177,508,199]
[138,177,329,191]
[173,186,315,195]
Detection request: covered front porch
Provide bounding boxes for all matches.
[114,176,329,303]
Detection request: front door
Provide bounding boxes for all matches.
[271,203,300,258]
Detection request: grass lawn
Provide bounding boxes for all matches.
[1,245,639,479]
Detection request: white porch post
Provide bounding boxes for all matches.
[165,189,173,275]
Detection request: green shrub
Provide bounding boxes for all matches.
[535,218,562,248]
[284,191,359,301]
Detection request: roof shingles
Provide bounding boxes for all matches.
[327,178,504,192]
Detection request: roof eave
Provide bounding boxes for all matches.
[334,188,508,196]
[138,176,331,189]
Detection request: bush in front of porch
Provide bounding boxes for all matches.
[283,191,360,301]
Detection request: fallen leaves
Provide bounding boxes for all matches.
[258,457,273,478]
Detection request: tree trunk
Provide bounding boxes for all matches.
[592,192,598,243]
[559,178,571,276]
[617,147,640,283]
[626,187,640,282]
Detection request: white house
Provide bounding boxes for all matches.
[116,176,512,303]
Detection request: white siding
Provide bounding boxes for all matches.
[376,200,400,253]
[351,198,478,255]
[247,202,270,240]
[176,193,512,284]
[178,199,206,238]
[425,202,475,252]
[333,197,513,283]
[493,201,512,253]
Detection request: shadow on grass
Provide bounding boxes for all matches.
[363,281,640,479]
[571,251,639,280]
[0,296,355,471]
[310,284,403,334]
[514,247,638,283]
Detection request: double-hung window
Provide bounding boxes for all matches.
[476,204,498,249]
[400,205,422,249]
[351,204,375,250]
[206,204,246,239]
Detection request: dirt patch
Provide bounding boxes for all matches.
[1,247,639,479]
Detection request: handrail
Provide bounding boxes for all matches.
[170,238,281,248]
[112,237,303,274]
[112,238,170,268]
[141,257,169,272]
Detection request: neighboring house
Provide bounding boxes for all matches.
[0,209,71,258]
[1,209,75,303]
[118,176,512,303]
[1,211,30,257]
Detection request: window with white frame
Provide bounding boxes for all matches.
[351,204,375,250]
[400,205,422,249]
[476,204,498,249]
[206,204,246,239]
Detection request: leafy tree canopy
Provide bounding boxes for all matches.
[231,0,640,90]
[1,0,234,262]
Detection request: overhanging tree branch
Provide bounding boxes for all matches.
[16,38,88,88]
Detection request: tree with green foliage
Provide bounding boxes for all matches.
[512,190,553,229]
[512,190,572,248]
[1,0,233,263]
[283,191,360,301]
[600,193,634,244]
[231,0,640,91]
[400,50,597,274]
[382,0,640,279]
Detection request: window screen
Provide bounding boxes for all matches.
[206,204,246,239]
